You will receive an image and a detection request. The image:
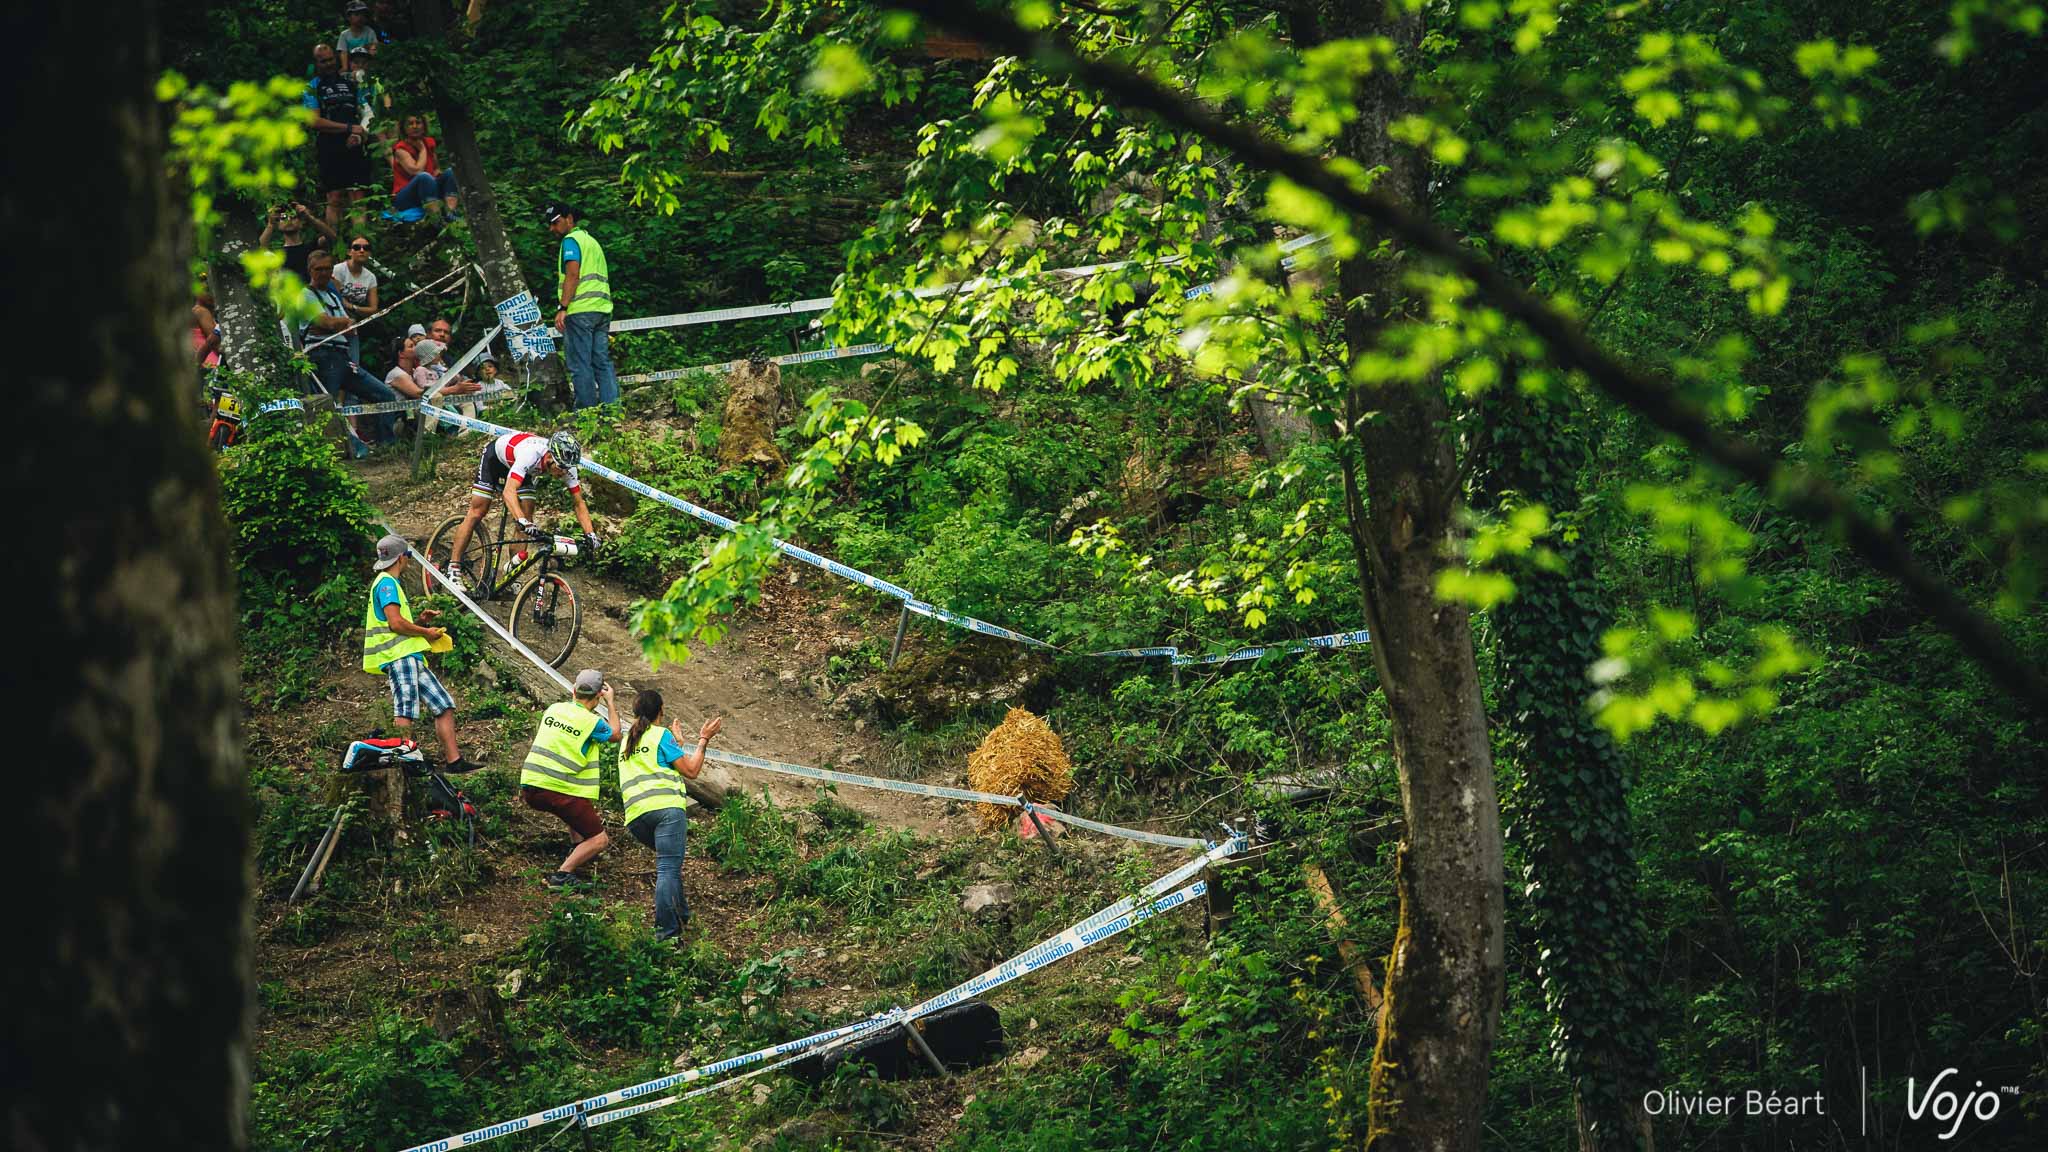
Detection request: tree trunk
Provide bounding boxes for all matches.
[1320,4,1505,1149]
[6,3,252,1149]
[413,0,567,404]
[211,210,280,375]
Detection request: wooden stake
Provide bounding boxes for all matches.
[1302,861,1382,1012]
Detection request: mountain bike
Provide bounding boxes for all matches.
[416,503,584,667]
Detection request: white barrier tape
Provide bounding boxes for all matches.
[606,234,1328,336]
[582,878,1213,1133]
[1170,627,1373,667]
[618,342,895,386]
[305,265,470,352]
[412,408,1369,670]
[903,598,1057,650]
[333,383,517,417]
[397,838,1237,1150]
[256,398,306,417]
[704,747,1211,851]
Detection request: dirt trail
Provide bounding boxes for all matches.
[360,453,971,839]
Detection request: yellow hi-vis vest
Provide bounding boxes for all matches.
[362,572,430,674]
[560,227,612,316]
[619,726,689,824]
[521,701,603,798]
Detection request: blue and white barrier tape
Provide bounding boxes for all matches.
[334,382,517,418]
[583,878,1212,1131]
[1171,627,1374,667]
[706,747,1210,851]
[618,342,895,387]
[394,838,1237,1151]
[413,408,1368,670]
[610,234,1328,335]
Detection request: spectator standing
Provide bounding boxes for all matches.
[363,535,478,775]
[617,690,721,942]
[259,201,337,282]
[332,237,379,322]
[370,0,408,43]
[543,202,617,409]
[520,669,623,890]
[336,1,378,56]
[390,115,459,219]
[305,43,371,232]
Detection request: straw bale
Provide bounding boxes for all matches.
[966,707,1073,833]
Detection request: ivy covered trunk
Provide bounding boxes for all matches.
[1320,4,1506,1148]
[6,1,252,1147]
[1480,381,1659,1152]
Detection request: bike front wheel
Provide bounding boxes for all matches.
[510,571,582,667]
[420,513,491,601]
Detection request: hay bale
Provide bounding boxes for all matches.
[966,708,1073,833]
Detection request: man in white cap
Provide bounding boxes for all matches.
[364,534,476,773]
[520,667,621,889]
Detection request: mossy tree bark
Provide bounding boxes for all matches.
[5,1,252,1148]
[1314,3,1506,1148]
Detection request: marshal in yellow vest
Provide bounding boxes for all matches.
[521,701,604,798]
[362,572,431,674]
[560,227,612,316]
[618,726,689,824]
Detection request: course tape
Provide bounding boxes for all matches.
[583,877,1212,1132]
[705,747,1210,851]
[305,265,470,352]
[395,839,1237,1151]
[413,408,1369,670]
[334,382,517,417]
[618,341,895,386]
[608,232,1329,336]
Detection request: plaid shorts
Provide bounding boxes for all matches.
[384,653,455,719]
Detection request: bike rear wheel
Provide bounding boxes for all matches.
[420,512,492,601]
[510,571,582,667]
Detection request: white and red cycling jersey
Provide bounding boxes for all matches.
[471,431,581,497]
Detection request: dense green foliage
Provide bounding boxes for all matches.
[184,1,2046,1149]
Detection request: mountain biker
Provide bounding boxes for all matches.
[443,429,599,593]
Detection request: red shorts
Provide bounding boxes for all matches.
[522,785,603,838]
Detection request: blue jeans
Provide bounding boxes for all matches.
[306,349,399,439]
[393,170,458,213]
[563,310,618,408]
[628,807,689,939]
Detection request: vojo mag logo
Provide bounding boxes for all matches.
[1902,1067,2021,1141]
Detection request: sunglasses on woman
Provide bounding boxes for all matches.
[350,243,370,251]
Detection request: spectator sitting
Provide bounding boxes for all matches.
[385,332,423,400]
[333,236,380,322]
[259,201,337,283]
[390,115,460,219]
[306,43,372,231]
[477,354,502,392]
[300,249,401,452]
[336,1,378,56]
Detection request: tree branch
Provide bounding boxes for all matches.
[890,0,2048,714]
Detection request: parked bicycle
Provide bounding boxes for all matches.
[417,501,584,666]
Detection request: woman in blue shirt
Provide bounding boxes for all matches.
[617,690,722,942]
